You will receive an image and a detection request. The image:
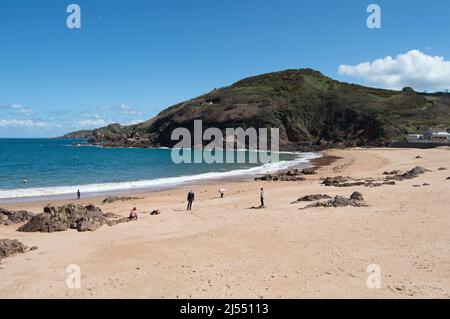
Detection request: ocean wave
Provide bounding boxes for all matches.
[0,152,321,200]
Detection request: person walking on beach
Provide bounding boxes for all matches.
[77,189,81,200]
[260,188,265,207]
[187,190,195,210]
[219,188,226,198]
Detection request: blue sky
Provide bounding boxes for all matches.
[1,0,449,137]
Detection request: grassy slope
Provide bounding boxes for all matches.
[91,69,450,150]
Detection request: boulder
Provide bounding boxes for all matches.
[286,169,300,176]
[114,217,132,224]
[18,204,131,233]
[0,208,36,225]
[383,170,402,175]
[103,212,121,219]
[0,239,28,261]
[387,166,429,181]
[255,170,305,182]
[327,196,353,207]
[294,194,332,202]
[301,168,317,175]
[301,192,368,210]
[350,191,364,201]
[278,175,305,182]
[102,196,141,204]
[322,176,349,186]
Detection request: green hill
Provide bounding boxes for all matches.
[89,69,450,151]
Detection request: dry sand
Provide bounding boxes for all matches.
[0,147,449,299]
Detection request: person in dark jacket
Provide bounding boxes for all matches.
[187,190,195,210]
[260,188,265,207]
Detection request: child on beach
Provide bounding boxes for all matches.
[129,207,138,220]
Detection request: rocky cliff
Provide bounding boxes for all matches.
[88,69,450,151]
[59,130,93,140]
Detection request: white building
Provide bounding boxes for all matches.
[432,131,450,141]
[407,134,424,141]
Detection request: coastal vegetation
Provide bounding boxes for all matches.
[87,69,450,151]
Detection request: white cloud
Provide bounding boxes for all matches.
[0,119,53,128]
[0,103,145,134]
[77,118,107,127]
[338,50,450,91]
[101,103,142,116]
[0,104,33,116]
[119,104,141,115]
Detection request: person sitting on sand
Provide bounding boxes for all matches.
[129,207,138,220]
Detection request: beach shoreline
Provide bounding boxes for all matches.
[0,153,333,210]
[0,150,323,205]
[1,147,449,298]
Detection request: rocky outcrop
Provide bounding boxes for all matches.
[301,168,317,175]
[255,168,305,182]
[301,192,368,210]
[102,212,121,219]
[0,239,29,261]
[293,194,332,203]
[383,170,402,175]
[0,208,36,226]
[321,166,429,188]
[321,176,350,186]
[350,191,364,201]
[102,196,141,204]
[386,166,429,181]
[18,204,131,233]
[320,176,391,187]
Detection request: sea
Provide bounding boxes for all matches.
[0,138,320,202]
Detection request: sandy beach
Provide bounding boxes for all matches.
[1,147,449,299]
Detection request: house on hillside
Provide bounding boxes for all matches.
[431,131,450,141]
[406,128,450,143]
[407,134,424,142]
